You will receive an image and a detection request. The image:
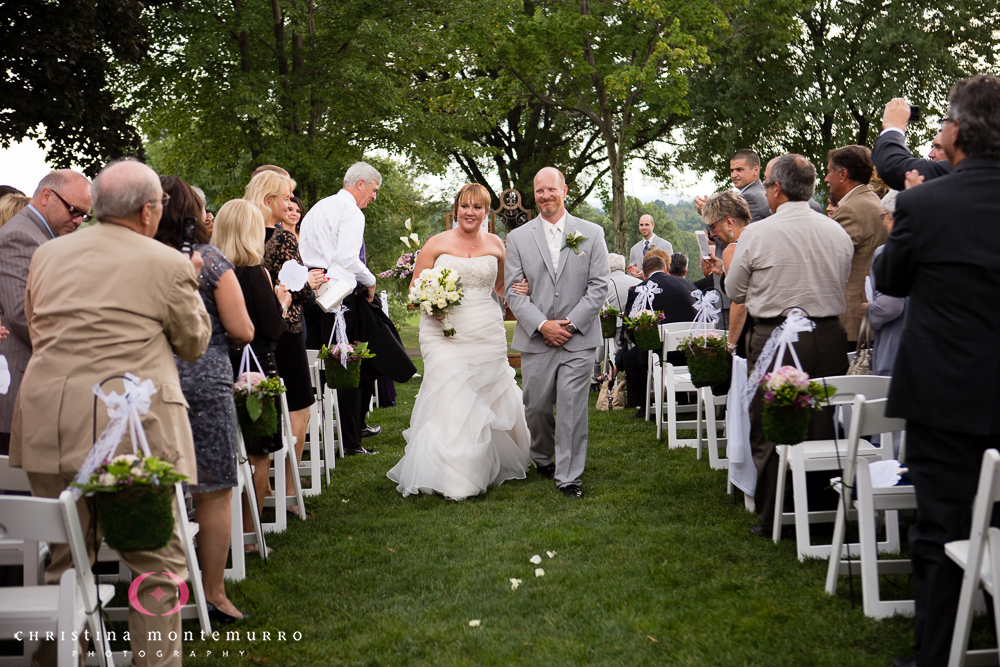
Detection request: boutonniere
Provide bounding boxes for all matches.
[561,230,588,255]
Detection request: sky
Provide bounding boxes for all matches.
[0,138,721,205]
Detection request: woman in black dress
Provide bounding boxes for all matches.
[244,171,323,512]
[155,176,254,623]
[211,198,292,541]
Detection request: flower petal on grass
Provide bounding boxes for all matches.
[534,568,545,578]
[510,578,522,590]
[529,554,542,565]
[546,551,556,558]
[468,620,481,627]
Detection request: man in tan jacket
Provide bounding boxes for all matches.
[824,145,887,347]
[11,159,210,667]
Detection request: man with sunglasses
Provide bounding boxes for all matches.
[0,169,90,454]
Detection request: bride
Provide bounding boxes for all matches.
[387,184,532,500]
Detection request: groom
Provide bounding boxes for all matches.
[505,167,609,498]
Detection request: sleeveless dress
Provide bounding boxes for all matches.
[387,254,532,500]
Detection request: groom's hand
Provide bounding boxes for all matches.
[541,319,573,346]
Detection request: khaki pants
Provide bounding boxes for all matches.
[28,472,187,667]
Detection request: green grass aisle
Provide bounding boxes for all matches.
[174,359,923,666]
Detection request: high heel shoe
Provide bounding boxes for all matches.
[206,602,251,624]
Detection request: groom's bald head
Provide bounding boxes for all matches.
[534,167,568,222]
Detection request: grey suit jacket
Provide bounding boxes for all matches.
[628,233,673,269]
[0,207,54,433]
[740,180,772,222]
[505,214,610,354]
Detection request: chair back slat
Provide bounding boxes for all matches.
[0,495,67,543]
[815,375,892,406]
[0,454,32,492]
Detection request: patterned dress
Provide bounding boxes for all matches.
[175,244,239,492]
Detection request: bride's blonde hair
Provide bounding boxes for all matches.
[452,183,491,220]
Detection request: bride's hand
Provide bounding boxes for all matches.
[434,312,446,322]
[511,278,529,295]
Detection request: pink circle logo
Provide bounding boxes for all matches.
[127,572,190,616]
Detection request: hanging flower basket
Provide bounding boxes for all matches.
[762,404,814,445]
[318,341,375,390]
[96,484,175,552]
[235,396,278,441]
[73,454,186,552]
[681,334,730,387]
[325,358,362,389]
[600,315,618,339]
[634,326,661,351]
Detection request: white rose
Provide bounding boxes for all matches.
[448,291,459,301]
[421,302,433,315]
[99,472,118,487]
[436,299,447,309]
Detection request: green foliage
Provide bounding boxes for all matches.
[626,310,664,329]
[72,454,186,494]
[680,0,1000,194]
[318,341,376,362]
[1,0,155,175]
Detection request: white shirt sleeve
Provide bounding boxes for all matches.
[334,208,376,287]
[879,127,905,137]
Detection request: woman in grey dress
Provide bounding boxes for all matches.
[156,176,255,623]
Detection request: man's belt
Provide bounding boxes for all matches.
[755,314,839,326]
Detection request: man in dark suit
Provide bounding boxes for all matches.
[874,75,1000,667]
[0,170,90,455]
[619,254,696,418]
[873,98,953,191]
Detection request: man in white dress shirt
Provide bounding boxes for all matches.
[626,215,673,277]
[299,162,415,454]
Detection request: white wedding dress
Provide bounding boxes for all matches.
[387,254,532,500]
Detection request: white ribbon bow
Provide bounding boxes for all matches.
[326,304,350,368]
[629,282,662,318]
[745,309,816,402]
[689,289,721,336]
[72,373,158,500]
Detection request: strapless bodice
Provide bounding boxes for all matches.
[433,254,497,294]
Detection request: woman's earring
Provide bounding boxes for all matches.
[729,231,735,239]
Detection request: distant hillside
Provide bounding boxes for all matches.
[652,199,703,233]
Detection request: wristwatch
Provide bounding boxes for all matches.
[566,322,579,334]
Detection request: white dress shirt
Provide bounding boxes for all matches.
[298,189,376,286]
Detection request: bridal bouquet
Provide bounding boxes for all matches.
[759,366,836,444]
[409,267,464,337]
[233,372,287,441]
[72,453,186,551]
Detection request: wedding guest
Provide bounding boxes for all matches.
[727,153,853,537]
[155,175,254,623]
[192,186,214,237]
[0,185,24,198]
[10,158,210,666]
[874,75,1000,667]
[299,162,416,454]
[866,190,906,377]
[212,198,291,540]
[873,98,953,190]
[0,169,90,455]
[668,252,688,278]
[607,253,640,371]
[252,164,291,180]
[620,254,696,418]
[288,195,307,240]
[627,214,672,277]
[824,145,886,349]
[699,191,753,356]
[245,170,318,496]
[0,193,30,228]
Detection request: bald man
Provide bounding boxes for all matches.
[0,169,91,453]
[627,214,672,277]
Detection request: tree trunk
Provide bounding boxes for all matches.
[610,157,627,255]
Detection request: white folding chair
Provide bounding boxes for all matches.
[823,395,914,618]
[0,490,114,667]
[294,351,324,497]
[320,358,346,462]
[652,324,711,449]
[101,484,211,633]
[226,431,268,582]
[262,386,306,531]
[699,386,729,469]
[0,454,47,587]
[946,448,1000,667]
[772,375,895,560]
[306,349,334,484]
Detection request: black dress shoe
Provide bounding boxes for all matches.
[749,525,772,538]
[627,408,645,420]
[536,463,555,479]
[207,603,251,624]
[892,658,917,667]
[559,485,584,499]
[361,424,382,438]
[343,445,379,456]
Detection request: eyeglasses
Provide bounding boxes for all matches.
[938,117,956,130]
[763,180,777,190]
[49,189,92,223]
[148,192,171,208]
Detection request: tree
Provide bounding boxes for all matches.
[498,0,735,254]
[680,0,1000,187]
[1,0,156,175]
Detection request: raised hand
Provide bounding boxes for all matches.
[904,169,925,189]
[882,98,911,131]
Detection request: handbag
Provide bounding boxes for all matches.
[847,313,873,375]
[596,374,627,411]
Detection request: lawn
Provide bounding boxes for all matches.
[148,359,945,667]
